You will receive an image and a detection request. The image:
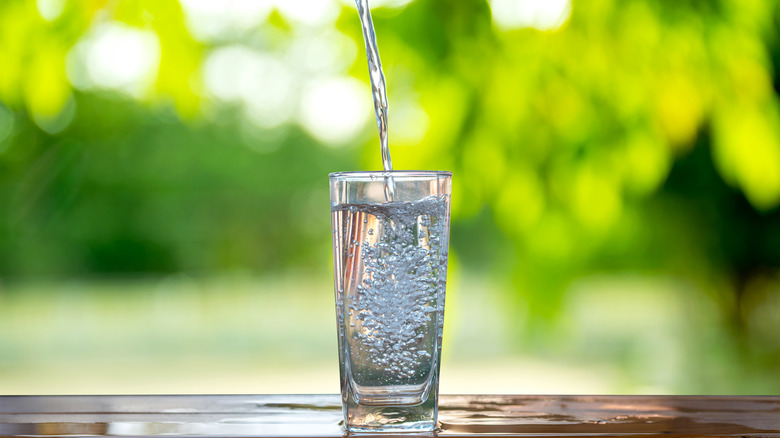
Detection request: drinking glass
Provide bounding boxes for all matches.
[330,170,452,432]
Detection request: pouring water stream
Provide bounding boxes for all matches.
[355,0,395,201]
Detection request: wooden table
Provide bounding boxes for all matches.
[1,395,779,437]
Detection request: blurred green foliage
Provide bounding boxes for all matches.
[1,0,779,392]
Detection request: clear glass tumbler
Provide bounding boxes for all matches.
[330,170,452,432]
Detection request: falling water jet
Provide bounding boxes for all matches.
[354,0,395,201]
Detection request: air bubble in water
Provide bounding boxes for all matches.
[333,195,448,385]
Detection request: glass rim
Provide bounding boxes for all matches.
[329,170,452,180]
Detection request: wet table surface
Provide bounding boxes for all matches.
[1,394,779,437]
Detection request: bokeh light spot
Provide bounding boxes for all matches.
[36,0,65,22]
[275,0,340,28]
[299,77,370,146]
[179,0,273,42]
[489,0,571,32]
[67,22,160,97]
[286,30,357,75]
[203,46,295,129]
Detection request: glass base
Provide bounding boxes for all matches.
[343,386,437,433]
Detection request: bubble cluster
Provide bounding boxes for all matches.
[335,196,448,384]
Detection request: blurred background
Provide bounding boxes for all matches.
[1,0,779,395]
